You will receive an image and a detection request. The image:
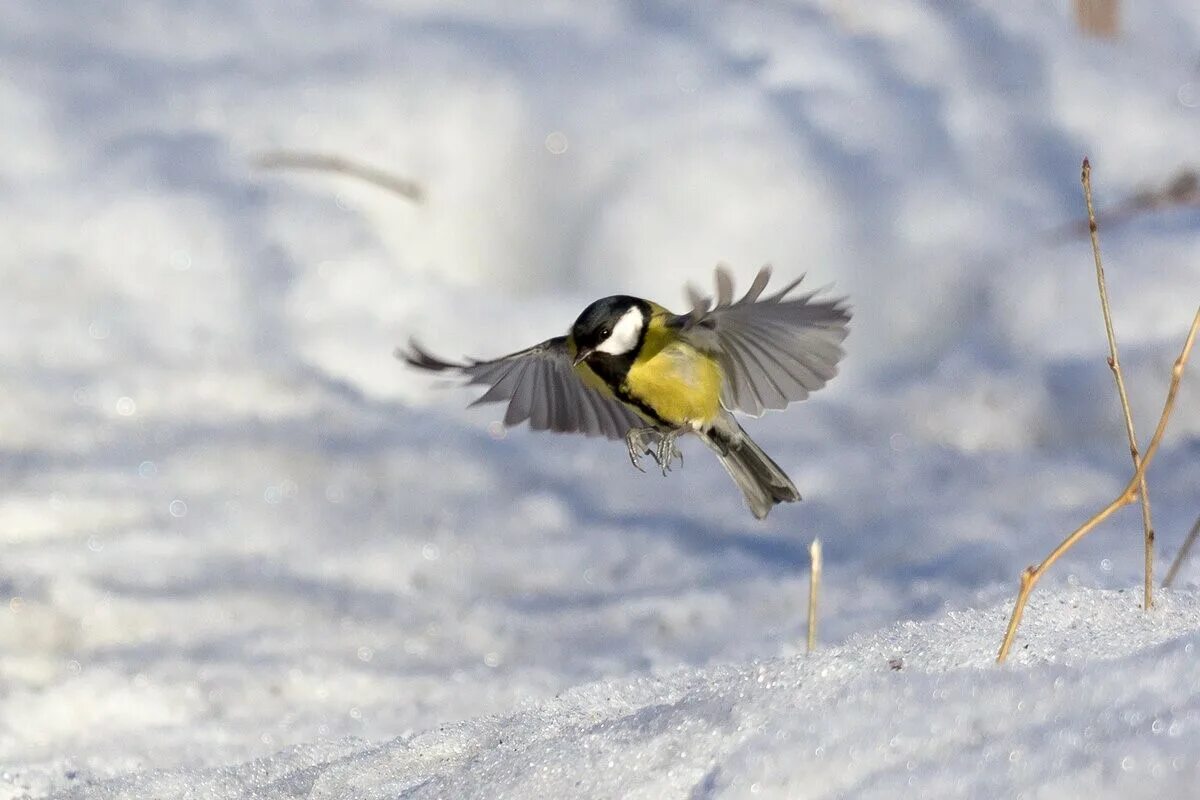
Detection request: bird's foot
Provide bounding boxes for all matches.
[625,427,662,473]
[655,430,684,476]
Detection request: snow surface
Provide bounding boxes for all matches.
[37,590,1200,800]
[2,1,1199,798]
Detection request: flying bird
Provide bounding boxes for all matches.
[401,266,850,519]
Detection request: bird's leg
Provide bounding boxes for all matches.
[655,429,685,476]
[624,427,663,473]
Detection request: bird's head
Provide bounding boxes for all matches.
[570,295,647,366]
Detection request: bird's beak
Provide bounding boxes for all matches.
[572,347,593,367]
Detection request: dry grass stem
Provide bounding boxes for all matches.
[1082,158,1156,610]
[255,151,424,203]
[1163,513,1200,589]
[1073,0,1120,37]
[807,538,822,654]
[997,308,1200,663]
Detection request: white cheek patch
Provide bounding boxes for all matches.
[596,307,645,356]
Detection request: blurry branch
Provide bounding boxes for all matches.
[997,307,1200,663]
[1073,0,1120,38]
[1163,513,1200,588]
[807,538,822,654]
[255,150,424,203]
[1082,159,1156,610]
[1050,169,1199,239]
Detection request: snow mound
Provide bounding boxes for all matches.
[53,588,1200,800]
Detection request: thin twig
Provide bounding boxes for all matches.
[807,538,822,654]
[254,151,424,203]
[997,308,1200,663]
[1163,513,1200,588]
[1082,158,1156,610]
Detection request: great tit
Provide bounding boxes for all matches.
[402,265,850,519]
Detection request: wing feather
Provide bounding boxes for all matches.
[587,381,624,439]
[546,366,574,433]
[399,337,641,439]
[724,330,786,413]
[741,333,812,399]
[594,375,626,437]
[675,265,851,417]
[503,359,536,426]
[529,360,555,430]
[572,380,603,436]
[742,318,840,381]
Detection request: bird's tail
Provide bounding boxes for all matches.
[701,415,800,520]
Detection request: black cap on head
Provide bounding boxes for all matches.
[570,295,641,352]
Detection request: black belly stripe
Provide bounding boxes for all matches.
[615,384,671,428]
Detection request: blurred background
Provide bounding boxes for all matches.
[1,0,1198,795]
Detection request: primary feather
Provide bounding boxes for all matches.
[400,338,643,440]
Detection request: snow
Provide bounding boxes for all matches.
[2,1,1199,798]
[30,590,1200,799]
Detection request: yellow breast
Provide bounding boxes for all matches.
[623,319,722,427]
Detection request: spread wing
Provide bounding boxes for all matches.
[673,265,850,417]
[399,337,643,439]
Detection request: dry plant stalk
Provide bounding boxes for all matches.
[807,538,822,654]
[1163,513,1200,589]
[997,309,1200,663]
[1082,158,1157,610]
[255,151,424,203]
[1074,0,1120,37]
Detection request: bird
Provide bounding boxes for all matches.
[400,265,850,519]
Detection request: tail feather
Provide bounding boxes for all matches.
[702,416,800,520]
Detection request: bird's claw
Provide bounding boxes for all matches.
[626,427,684,476]
[655,431,683,476]
[625,427,660,473]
